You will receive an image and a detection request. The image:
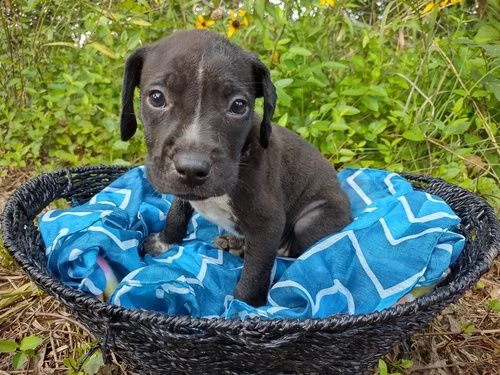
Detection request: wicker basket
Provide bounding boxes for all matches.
[2,166,499,374]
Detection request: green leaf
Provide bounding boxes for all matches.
[81,350,105,375]
[461,323,475,336]
[337,104,360,116]
[129,18,151,27]
[362,33,370,48]
[296,126,309,137]
[331,122,350,131]
[277,113,288,126]
[402,126,426,141]
[274,78,294,88]
[311,66,329,86]
[475,280,485,290]
[361,96,379,112]
[289,47,312,57]
[446,118,470,136]
[311,120,330,131]
[113,140,129,151]
[306,76,328,88]
[0,339,19,353]
[56,134,72,146]
[487,299,500,312]
[44,42,77,48]
[368,120,387,137]
[276,87,293,106]
[482,75,500,101]
[481,44,500,58]
[367,85,388,97]
[255,0,266,20]
[87,42,117,59]
[342,87,368,96]
[338,148,355,162]
[12,350,27,370]
[474,24,500,44]
[440,165,462,180]
[277,38,291,45]
[398,359,414,369]
[471,89,490,98]
[322,61,347,70]
[452,97,464,114]
[19,335,43,351]
[378,359,388,375]
[126,33,141,50]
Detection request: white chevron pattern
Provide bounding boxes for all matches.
[88,226,138,250]
[197,250,224,282]
[90,187,131,209]
[346,169,372,205]
[398,196,459,222]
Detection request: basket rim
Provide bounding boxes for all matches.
[2,165,499,334]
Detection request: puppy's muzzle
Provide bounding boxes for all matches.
[173,151,211,186]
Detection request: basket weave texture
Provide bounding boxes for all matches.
[2,166,499,374]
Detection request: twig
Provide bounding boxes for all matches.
[33,312,91,334]
[414,328,500,337]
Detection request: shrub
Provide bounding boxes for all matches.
[0,0,498,206]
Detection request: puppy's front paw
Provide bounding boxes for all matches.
[142,233,174,257]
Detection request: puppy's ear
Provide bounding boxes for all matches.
[253,59,277,149]
[120,47,148,141]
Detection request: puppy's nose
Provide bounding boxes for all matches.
[173,152,211,186]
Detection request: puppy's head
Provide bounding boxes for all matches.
[120,30,276,199]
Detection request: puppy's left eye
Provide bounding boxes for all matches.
[149,90,166,108]
[229,99,248,115]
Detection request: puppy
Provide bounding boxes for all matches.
[120,30,351,307]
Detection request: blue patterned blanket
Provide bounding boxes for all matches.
[39,167,464,319]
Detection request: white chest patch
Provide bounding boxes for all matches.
[190,195,241,236]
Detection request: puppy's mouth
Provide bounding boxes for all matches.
[175,193,211,201]
[147,169,226,201]
[146,156,233,200]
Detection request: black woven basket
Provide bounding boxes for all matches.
[2,166,499,374]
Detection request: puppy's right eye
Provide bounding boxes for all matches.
[229,99,248,115]
[149,90,166,108]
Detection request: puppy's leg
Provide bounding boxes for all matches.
[234,217,285,307]
[143,198,193,256]
[288,202,351,258]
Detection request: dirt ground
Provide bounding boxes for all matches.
[1,168,498,374]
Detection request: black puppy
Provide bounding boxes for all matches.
[120,30,351,306]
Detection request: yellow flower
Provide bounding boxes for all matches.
[195,15,215,30]
[421,1,436,14]
[443,0,464,7]
[227,9,249,38]
[422,0,463,14]
[320,0,335,7]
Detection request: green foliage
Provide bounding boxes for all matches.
[0,335,44,370]
[378,357,413,374]
[63,342,104,375]
[0,0,498,205]
[487,298,500,312]
[461,322,476,335]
